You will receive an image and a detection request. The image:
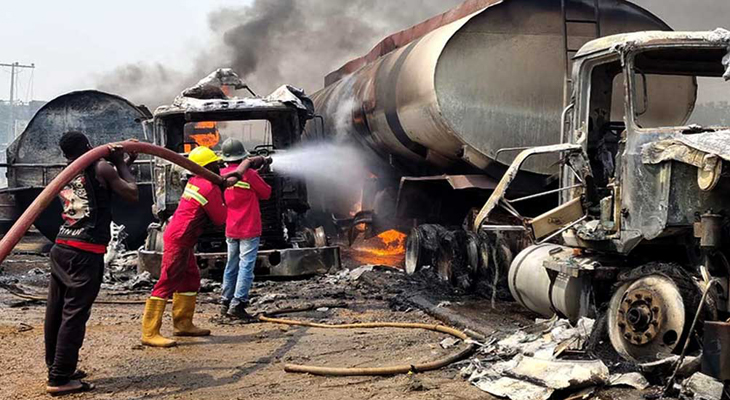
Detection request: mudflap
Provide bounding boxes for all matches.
[255,247,341,278]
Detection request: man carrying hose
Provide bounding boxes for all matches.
[46,131,139,396]
[141,146,227,347]
[219,138,271,320]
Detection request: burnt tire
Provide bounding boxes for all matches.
[435,230,473,290]
[405,224,447,275]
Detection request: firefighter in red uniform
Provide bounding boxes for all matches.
[219,138,272,320]
[141,146,227,347]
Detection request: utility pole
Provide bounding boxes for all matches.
[1,62,35,141]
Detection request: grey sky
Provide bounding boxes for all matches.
[0,0,248,101]
[1,0,728,102]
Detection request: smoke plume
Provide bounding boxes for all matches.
[95,0,463,109]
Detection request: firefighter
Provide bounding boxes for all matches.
[140,146,227,347]
[219,138,271,320]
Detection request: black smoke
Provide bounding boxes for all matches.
[95,0,463,108]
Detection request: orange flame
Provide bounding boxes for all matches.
[351,229,407,267]
[184,121,221,153]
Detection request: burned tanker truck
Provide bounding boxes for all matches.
[310,0,730,362]
[137,70,340,278]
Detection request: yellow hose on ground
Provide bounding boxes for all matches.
[258,315,477,376]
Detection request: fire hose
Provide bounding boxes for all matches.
[258,315,478,376]
[0,140,475,377]
[0,140,262,265]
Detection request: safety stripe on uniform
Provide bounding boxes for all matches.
[182,184,208,205]
[231,181,251,190]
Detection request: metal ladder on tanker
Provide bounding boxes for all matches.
[561,0,602,108]
[558,0,602,204]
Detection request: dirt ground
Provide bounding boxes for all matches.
[0,235,647,399]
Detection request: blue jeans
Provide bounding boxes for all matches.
[221,237,260,306]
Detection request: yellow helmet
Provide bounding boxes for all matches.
[188,146,220,167]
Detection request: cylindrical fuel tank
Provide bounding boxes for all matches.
[311,0,691,177]
[509,244,595,320]
[7,90,154,248]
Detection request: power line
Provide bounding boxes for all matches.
[0,62,35,142]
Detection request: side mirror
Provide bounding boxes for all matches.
[560,103,575,144]
[141,120,154,142]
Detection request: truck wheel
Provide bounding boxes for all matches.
[606,263,713,362]
[405,224,447,275]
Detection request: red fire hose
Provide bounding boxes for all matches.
[0,140,259,264]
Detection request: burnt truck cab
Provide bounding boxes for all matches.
[475,30,730,362]
[138,82,340,278]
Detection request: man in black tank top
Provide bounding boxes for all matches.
[44,131,139,396]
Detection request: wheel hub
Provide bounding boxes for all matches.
[607,274,687,362]
[616,289,662,346]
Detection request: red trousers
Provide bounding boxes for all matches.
[150,242,200,299]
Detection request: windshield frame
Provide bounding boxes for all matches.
[156,108,300,154]
[626,44,729,133]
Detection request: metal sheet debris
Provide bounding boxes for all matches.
[496,317,594,360]
[608,372,650,390]
[462,317,613,399]
[475,376,553,400]
[440,337,461,349]
[680,372,723,400]
[640,355,702,378]
[510,356,609,390]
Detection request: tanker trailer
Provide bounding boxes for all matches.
[1,90,155,249]
[308,0,692,280]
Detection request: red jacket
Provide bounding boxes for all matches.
[221,164,271,239]
[164,175,227,246]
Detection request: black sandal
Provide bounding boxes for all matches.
[70,369,87,380]
[47,380,95,397]
[46,369,87,382]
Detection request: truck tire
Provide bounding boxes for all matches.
[606,263,716,362]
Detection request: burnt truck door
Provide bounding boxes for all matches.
[5,90,155,248]
[565,53,626,244]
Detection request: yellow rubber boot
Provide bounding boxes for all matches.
[172,293,211,337]
[141,297,177,347]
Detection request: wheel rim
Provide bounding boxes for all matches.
[405,230,421,275]
[608,275,686,362]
